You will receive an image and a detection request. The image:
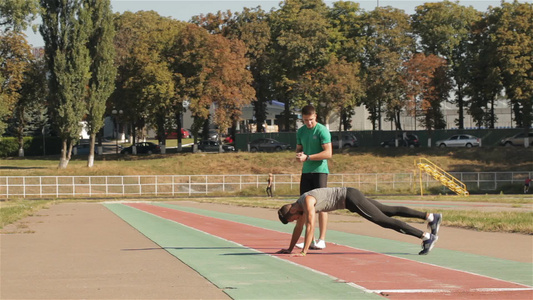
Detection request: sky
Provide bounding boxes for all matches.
[24,0,516,47]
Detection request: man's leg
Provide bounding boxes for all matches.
[316,173,328,242]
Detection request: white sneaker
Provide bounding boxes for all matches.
[296,240,319,249]
[312,239,326,249]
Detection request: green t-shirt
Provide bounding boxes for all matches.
[297,122,331,174]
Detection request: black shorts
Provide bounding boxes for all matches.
[300,173,328,195]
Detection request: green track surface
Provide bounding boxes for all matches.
[105,202,532,300]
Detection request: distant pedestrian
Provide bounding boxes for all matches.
[525,177,531,194]
[266,173,273,197]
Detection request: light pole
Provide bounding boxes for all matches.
[112,109,123,154]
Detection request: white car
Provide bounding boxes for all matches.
[436,134,481,148]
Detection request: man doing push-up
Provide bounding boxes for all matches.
[276,187,442,256]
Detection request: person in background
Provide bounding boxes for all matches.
[266,173,273,197]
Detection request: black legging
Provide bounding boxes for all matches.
[344,188,426,238]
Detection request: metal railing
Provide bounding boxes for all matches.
[1,172,531,199]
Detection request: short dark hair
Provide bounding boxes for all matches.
[278,204,292,224]
[302,105,316,116]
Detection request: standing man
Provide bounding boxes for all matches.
[295,105,332,250]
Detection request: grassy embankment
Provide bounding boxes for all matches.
[1,147,532,233]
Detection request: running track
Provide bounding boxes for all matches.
[105,202,532,299]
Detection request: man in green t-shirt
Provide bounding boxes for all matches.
[295,105,332,250]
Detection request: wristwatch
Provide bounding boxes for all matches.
[306,154,311,161]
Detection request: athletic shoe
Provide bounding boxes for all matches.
[296,239,326,249]
[428,213,442,236]
[419,234,438,255]
[312,239,326,249]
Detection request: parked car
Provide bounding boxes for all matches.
[72,143,99,155]
[120,142,161,154]
[500,132,533,147]
[197,140,235,152]
[436,134,481,148]
[381,134,420,148]
[248,138,291,152]
[331,133,359,149]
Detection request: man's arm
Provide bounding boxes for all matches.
[297,142,332,162]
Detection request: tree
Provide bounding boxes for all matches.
[295,57,363,146]
[489,1,532,135]
[404,53,450,133]
[40,0,91,168]
[361,6,414,131]
[11,56,47,156]
[205,35,255,146]
[464,11,503,129]
[269,0,333,131]
[85,0,116,167]
[0,0,40,32]
[412,1,482,129]
[0,31,33,136]
[113,11,182,151]
[223,7,273,134]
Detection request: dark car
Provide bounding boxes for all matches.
[72,143,93,155]
[331,133,359,149]
[381,134,420,148]
[120,142,161,154]
[197,140,235,152]
[500,132,533,147]
[248,138,291,152]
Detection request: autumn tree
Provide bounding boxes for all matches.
[0,31,33,136]
[412,1,482,129]
[204,35,255,148]
[222,7,272,134]
[404,53,450,137]
[0,0,39,136]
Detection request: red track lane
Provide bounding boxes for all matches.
[126,203,532,299]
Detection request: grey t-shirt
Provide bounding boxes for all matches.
[296,187,347,212]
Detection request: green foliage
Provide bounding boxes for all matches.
[0,0,40,32]
[40,0,92,167]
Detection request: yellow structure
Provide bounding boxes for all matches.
[415,158,469,196]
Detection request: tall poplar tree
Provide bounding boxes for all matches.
[85,0,116,167]
[40,0,91,168]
